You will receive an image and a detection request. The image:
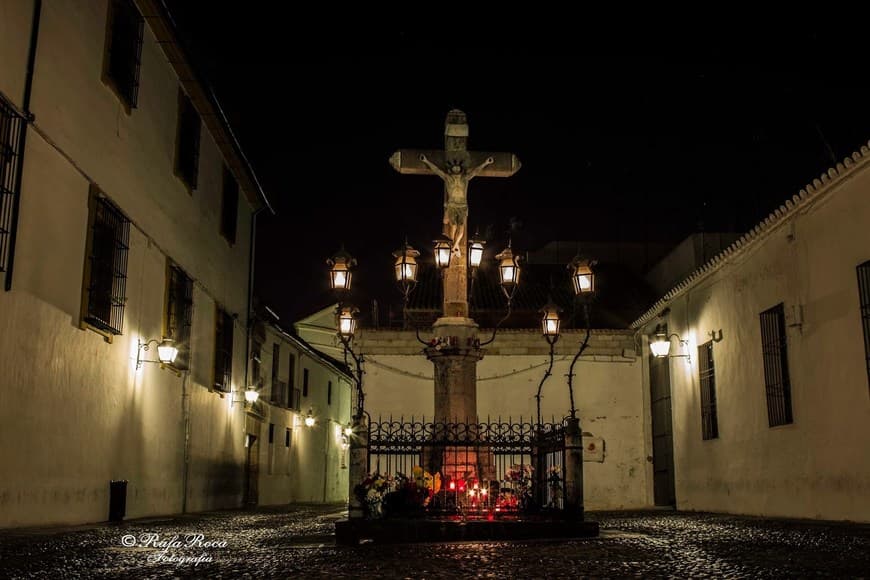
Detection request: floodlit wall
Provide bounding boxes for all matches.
[354,329,654,510]
[0,0,258,527]
[637,153,870,522]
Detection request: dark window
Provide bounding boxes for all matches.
[268,423,274,444]
[287,353,296,407]
[165,263,193,369]
[0,95,25,281]
[83,192,130,335]
[285,428,291,447]
[328,380,332,405]
[303,368,309,397]
[858,261,870,393]
[213,308,233,392]
[271,343,283,404]
[221,166,238,244]
[251,338,262,385]
[760,303,793,426]
[698,341,718,440]
[104,0,143,108]
[175,91,201,189]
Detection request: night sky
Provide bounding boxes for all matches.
[162,8,870,325]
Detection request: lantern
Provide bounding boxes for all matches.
[393,243,420,285]
[570,257,595,296]
[156,338,178,364]
[495,245,521,288]
[244,386,260,403]
[468,235,486,269]
[650,327,672,358]
[337,305,359,339]
[540,302,562,337]
[304,409,316,428]
[327,248,356,291]
[433,235,453,270]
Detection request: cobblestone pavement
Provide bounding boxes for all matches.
[1,506,868,578]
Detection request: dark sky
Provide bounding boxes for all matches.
[162,8,870,324]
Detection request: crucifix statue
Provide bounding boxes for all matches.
[389,109,521,319]
[389,109,520,484]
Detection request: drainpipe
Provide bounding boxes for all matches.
[4,0,41,292]
[181,371,191,513]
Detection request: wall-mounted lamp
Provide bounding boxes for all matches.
[136,338,178,369]
[344,424,353,437]
[304,409,316,428]
[231,385,260,405]
[650,326,690,362]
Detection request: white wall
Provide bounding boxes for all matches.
[357,329,654,510]
[651,162,870,522]
[255,325,351,506]
[0,0,257,527]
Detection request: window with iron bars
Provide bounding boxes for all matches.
[857,261,870,393]
[271,343,284,404]
[288,353,297,409]
[698,341,719,440]
[104,0,144,109]
[175,90,200,189]
[83,191,130,336]
[0,94,25,281]
[213,307,233,392]
[221,166,238,245]
[760,303,793,426]
[165,262,193,370]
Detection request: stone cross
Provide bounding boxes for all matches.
[389,109,521,319]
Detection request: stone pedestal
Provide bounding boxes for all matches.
[348,414,369,519]
[424,317,494,481]
[563,417,585,520]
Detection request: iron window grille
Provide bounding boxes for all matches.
[213,308,233,392]
[268,423,275,444]
[221,166,238,244]
[83,193,130,335]
[105,0,144,109]
[285,428,291,448]
[0,95,25,280]
[328,380,332,405]
[302,368,309,397]
[175,91,201,189]
[760,303,793,426]
[165,263,193,370]
[858,261,870,393]
[698,341,719,440]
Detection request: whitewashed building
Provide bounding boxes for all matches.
[634,145,870,522]
[251,316,352,506]
[0,0,274,527]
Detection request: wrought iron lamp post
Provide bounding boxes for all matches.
[563,255,596,520]
[480,241,522,346]
[535,301,561,427]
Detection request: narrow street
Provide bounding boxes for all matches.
[1,506,867,578]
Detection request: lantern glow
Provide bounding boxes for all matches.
[433,236,453,270]
[327,249,356,291]
[337,306,358,339]
[540,302,562,337]
[468,236,485,269]
[570,257,595,296]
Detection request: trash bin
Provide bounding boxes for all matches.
[109,480,128,522]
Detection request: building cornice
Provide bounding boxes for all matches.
[631,141,870,329]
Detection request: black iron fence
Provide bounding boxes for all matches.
[358,418,566,519]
